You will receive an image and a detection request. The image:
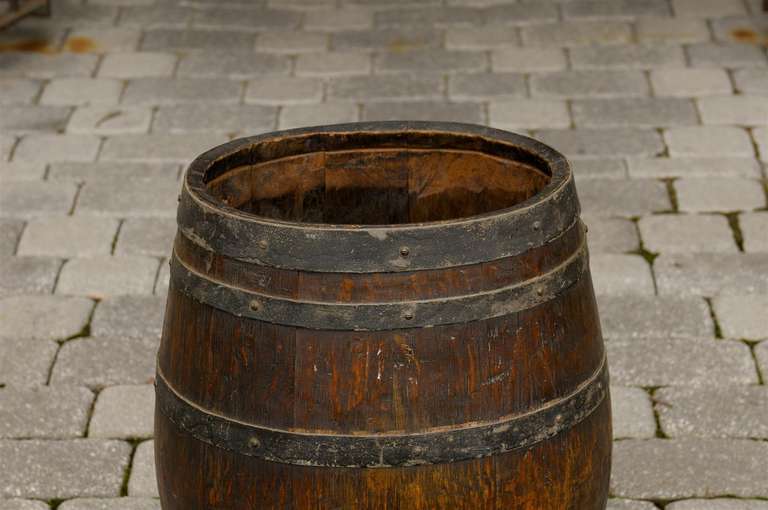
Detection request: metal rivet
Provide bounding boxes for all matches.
[554,414,563,424]
[403,311,414,320]
[249,300,262,312]
[248,436,261,448]
[177,194,182,203]
[258,240,268,250]
[536,288,544,296]
[532,221,541,231]
[400,246,410,257]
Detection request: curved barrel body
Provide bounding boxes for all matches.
[155,122,611,510]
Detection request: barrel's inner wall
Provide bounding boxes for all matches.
[203,133,552,225]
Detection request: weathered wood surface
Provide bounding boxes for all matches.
[155,121,611,510]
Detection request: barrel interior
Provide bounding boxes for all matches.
[203,132,552,225]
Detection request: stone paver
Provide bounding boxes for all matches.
[2,2,768,506]
[656,253,768,296]
[611,386,656,439]
[57,256,159,298]
[638,214,737,254]
[0,295,92,341]
[713,295,768,340]
[89,385,154,439]
[656,385,768,439]
[612,439,768,499]
[92,295,165,340]
[607,337,757,386]
[50,337,158,388]
[18,217,119,257]
[128,441,158,497]
[0,440,130,499]
[597,295,714,340]
[0,386,93,439]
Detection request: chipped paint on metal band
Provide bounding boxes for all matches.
[169,236,589,331]
[178,121,579,273]
[156,356,608,468]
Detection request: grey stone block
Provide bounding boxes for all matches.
[245,77,323,105]
[77,178,179,218]
[711,15,768,45]
[713,295,768,340]
[0,105,71,134]
[67,107,153,136]
[570,158,628,180]
[376,50,487,74]
[535,129,664,159]
[18,217,119,257]
[118,5,193,29]
[687,43,767,68]
[50,336,158,388]
[122,78,241,106]
[627,157,761,179]
[13,134,100,164]
[0,135,14,162]
[449,72,526,101]
[578,179,670,216]
[128,441,158,497]
[57,256,160,298]
[607,501,657,510]
[562,0,670,19]
[115,218,176,257]
[89,385,154,439]
[445,26,519,50]
[0,337,57,388]
[675,178,765,212]
[741,213,768,252]
[49,162,179,183]
[154,260,169,297]
[611,439,768,499]
[333,29,442,51]
[734,69,768,95]
[100,134,228,164]
[0,295,92,341]
[590,254,655,296]
[607,337,757,386]
[636,17,711,43]
[0,161,44,182]
[98,53,177,79]
[153,104,277,135]
[40,79,122,107]
[328,75,443,102]
[521,21,632,47]
[304,7,373,31]
[92,295,165,340]
[651,69,732,96]
[0,386,93,439]
[58,499,160,510]
[0,79,43,105]
[597,294,714,340]
[141,29,255,52]
[191,8,301,32]
[0,439,130,499]
[364,102,485,123]
[572,98,698,128]
[21,1,117,26]
[489,99,570,129]
[492,48,567,72]
[295,52,372,77]
[668,500,768,510]
[530,70,648,99]
[278,103,359,130]
[656,385,768,438]
[0,257,61,298]
[754,127,768,162]
[374,5,484,28]
[656,253,768,296]
[0,219,23,256]
[672,0,747,17]
[0,500,48,510]
[611,386,656,439]
[758,341,768,384]
[257,31,328,53]
[571,45,686,69]
[698,96,768,127]
[64,27,141,53]
[638,214,737,254]
[582,216,638,253]
[177,51,291,79]
[0,54,99,79]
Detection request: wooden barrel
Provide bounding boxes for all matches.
[155,122,611,509]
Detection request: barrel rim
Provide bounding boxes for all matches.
[183,121,571,230]
[178,121,579,272]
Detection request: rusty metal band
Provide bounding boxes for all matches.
[179,121,578,273]
[170,236,589,331]
[156,356,608,468]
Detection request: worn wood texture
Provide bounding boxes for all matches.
[155,122,611,510]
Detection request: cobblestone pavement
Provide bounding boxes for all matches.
[0,0,767,508]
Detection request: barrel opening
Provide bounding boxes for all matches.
[203,130,553,225]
